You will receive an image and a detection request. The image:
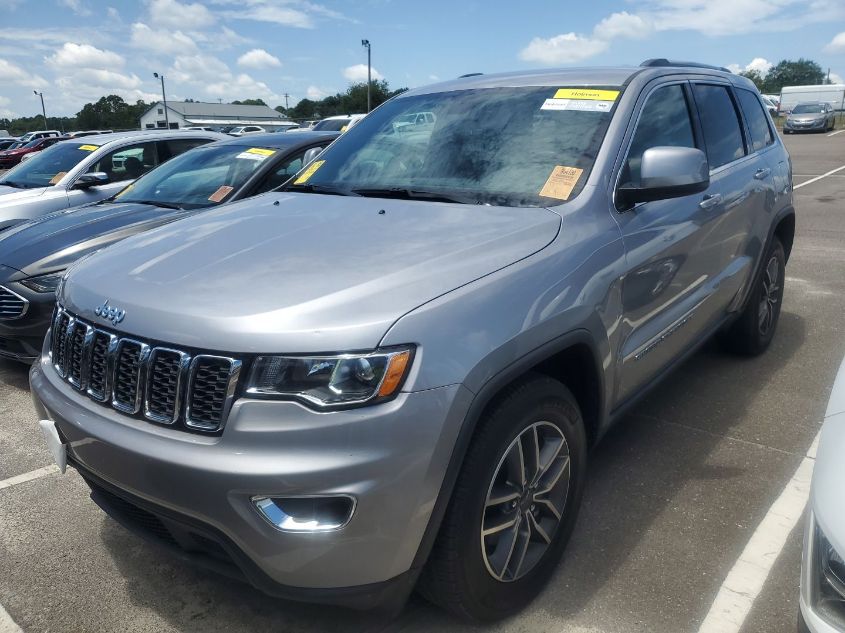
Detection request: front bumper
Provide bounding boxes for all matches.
[801,511,844,632]
[785,120,826,132]
[30,354,472,601]
[0,281,55,363]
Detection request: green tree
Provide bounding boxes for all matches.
[232,98,267,106]
[763,59,825,93]
[286,80,408,121]
[739,69,765,91]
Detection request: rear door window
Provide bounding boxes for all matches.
[691,84,747,169]
[736,89,774,152]
[87,141,159,183]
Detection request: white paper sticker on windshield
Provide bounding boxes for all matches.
[541,98,615,112]
[236,151,269,161]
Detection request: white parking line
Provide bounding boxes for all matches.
[696,433,819,633]
[827,129,844,137]
[0,464,59,490]
[0,603,23,633]
[794,164,845,190]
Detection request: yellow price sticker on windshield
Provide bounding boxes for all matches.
[293,160,325,184]
[246,147,275,156]
[552,88,619,101]
[78,144,98,151]
[115,184,134,199]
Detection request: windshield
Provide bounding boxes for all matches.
[792,104,824,114]
[114,142,277,209]
[0,142,98,188]
[289,86,619,206]
[313,118,350,132]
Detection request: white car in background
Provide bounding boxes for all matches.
[228,125,266,136]
[800,356,845,632]
[289,114,366,133]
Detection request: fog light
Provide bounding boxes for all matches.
[252,495,355,532]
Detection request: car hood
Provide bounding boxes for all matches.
[61,192,561,353]
[0,185,47,199]
[0,201,192,279]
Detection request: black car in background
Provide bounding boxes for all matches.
[0,131,339,362]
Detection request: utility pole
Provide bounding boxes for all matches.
[33,90,47,129]
[283,93,290,110]
[153,72,169,129]
[361,39,371,112]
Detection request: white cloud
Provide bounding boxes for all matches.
[169,54,230,84]
[130,22,198,55]
[830,72,844,85]
[206,72,277,101]
[106,6,119,19]
[593,11,652,40]
[58,0,91,16]
[428,74,439,81]
[0,57,48,88]
[746,57,773,74]
[221,4,313,28]
[148,0,215,29]
[342,63,383,82]
[237,48,281,69]
[46,42,124,69]
[519,33,608,65]
[728,57,774,76]
[305,85,328,99]
[826,31,845,53]
[57,68,141,91]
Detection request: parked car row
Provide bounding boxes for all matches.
[6,62,800,623]
[0,130,337,361]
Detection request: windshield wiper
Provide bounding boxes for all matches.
[351,187,477,204]
[121,199,184,210]
[282,183,356,196]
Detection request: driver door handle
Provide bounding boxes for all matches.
[754,168,772,180]
[699,193,723,210]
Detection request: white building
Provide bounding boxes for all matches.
[139,101,292,131]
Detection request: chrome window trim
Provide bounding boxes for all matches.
[144,347,191,425]
[0,284,29,320]
[185,355,242,432]
[111,338,150,415]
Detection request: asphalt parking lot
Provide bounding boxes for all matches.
[1,129,844,633]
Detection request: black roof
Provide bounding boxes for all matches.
[212,131,340,150]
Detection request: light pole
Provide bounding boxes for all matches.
[33,90,47,129]
[153,72,169,129]
[361,39,371,112]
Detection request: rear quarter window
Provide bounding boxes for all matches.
[736,89,774,153]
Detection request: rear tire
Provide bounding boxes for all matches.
[721,237,786,356]
[418,374,587,622]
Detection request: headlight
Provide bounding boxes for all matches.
[20,271,65,293]
[246,346,413,408]
[815,523,845,627]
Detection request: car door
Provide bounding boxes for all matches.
[613,80,732,404]
[65,140,161,208]
[688,82,762,314]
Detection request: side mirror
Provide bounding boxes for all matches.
[302,147,324,165]
[617,146,709,207]
[74,172,109,189]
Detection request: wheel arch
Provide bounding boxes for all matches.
[409,329,605,574]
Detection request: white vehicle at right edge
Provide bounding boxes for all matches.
[801,355,845,632]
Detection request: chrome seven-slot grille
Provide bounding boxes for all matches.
[50,307,242,433]
[0,286,28,319]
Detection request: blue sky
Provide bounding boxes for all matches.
[1,0,844,118]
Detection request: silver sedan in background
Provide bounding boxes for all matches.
[0,129,226,231]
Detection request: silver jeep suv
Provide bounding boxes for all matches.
[31,60,794,621]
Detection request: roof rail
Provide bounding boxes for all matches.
[458,72,483,78]
[640,58,732,73]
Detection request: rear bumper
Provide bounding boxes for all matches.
[30,354,472,602]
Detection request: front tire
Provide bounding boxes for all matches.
[418,374,587,622]
[721,237,786,355]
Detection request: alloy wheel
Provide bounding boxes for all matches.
[758,255,780,336]
[481,421,571,582]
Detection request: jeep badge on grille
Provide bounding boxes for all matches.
[94,299,125,326]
